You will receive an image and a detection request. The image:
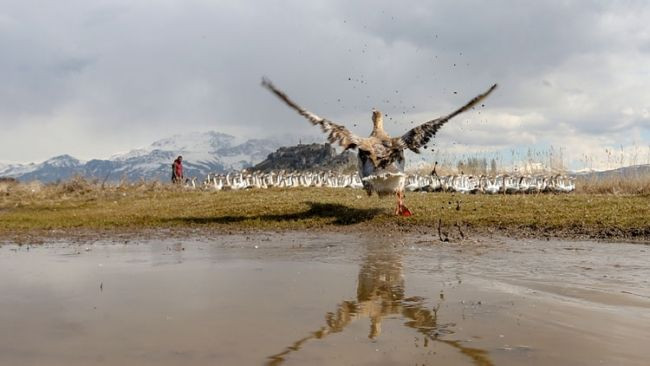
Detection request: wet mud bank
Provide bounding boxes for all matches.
[1,233,649,365]
[2,222,650,246]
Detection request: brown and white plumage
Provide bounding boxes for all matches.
[395,83,498,153]
[262,78,497,215]
[262,78,360,151]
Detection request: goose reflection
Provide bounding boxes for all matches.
[267,241,493,366]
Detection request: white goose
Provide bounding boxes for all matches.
[483,175,501,194]
[212,175,223,191]
[184,177,197,189]
[404,175,421,192]
[349,173,364,189]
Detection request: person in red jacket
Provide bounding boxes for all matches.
[171,156,184,183]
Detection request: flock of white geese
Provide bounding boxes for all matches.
[183,170,576,194]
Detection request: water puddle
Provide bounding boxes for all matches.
[0,233,648,365]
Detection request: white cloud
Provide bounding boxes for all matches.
[0,0,649,170]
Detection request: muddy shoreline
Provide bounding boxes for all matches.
[2,224,649,246]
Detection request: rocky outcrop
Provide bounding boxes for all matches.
[253,143,357,172]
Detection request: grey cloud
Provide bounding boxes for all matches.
[0,0,649,167]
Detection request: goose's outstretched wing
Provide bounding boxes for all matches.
[396,84,497,153]
[262,78,361,150]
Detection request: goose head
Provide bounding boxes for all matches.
[371,109,387,137]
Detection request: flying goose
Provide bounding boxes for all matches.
[262,78,497,215]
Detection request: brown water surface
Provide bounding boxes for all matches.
[0,233,649,365]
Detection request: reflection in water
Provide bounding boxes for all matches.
[267,241,493,366]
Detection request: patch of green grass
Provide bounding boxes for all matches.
[1,179,649,241]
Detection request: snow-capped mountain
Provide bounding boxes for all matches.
[1,132,291,182]
[0,160,42,179]
[13,155,85,182]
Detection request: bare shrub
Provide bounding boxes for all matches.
[58,176,96,195]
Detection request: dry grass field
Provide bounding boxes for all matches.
[1,176,649,242]
[576,174,650,195]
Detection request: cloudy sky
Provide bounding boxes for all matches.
[1,0,649,169]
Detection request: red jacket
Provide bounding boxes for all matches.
[173,159,183,178]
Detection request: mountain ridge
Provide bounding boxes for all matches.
[0,131,289,182]
[3,130,648,182]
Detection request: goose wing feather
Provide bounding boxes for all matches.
[262,78,361,150]
[395,84,497,153]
